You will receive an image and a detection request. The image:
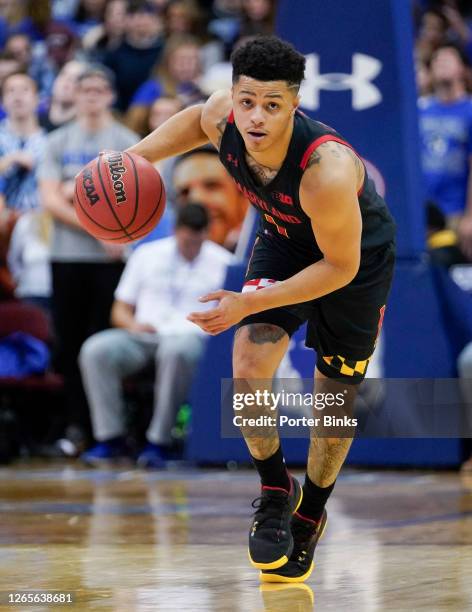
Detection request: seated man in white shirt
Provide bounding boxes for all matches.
[79,203,233,468]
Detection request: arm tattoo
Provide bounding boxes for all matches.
[306,141,365,185]
[216,117,228,149]
[306,149,322,168]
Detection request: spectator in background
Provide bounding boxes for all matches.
[416,58,433,96]
[7,209,52,312]
[209,0,243,56]
[13,0,53,43]
[0,73,47,214]
[173,146,248,250]
[126,34,203,134]
[4,32,31,66]
[44,22,78,71]
[104,0,164,112]
[133,95,184,245]
[148,94,183,133]
[0,51,25,121]
[79,204,233,468]
[5,33,56,104]
[440,0,472,64]
[0,50,23,79]
[82,0,127,64]
[164,0,203,36]
[0,0,28,48]
[426,201,467,267]
[415,8,448,64]
[38,65,138,455]
[52,0,81,22]
[239,0,275,38]
[39,60,86,132]
[72,0,107,38]
[163,0,223,70]
[419,45,472,233]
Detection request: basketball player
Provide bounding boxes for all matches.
[128,36,396,583]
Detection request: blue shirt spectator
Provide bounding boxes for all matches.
[0,73,47,213]
[419,95,472,216]
[418,44,472,220]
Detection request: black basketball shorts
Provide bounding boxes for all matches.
[238,239,396,383]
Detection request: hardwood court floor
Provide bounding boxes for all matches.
[0,463,471,611]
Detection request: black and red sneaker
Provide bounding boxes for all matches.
[260,509,328,582]
[248,474,303,570]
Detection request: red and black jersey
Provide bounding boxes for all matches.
[219,109,396,271]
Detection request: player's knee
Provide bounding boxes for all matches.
[233,324,287,378]
[233,351,273,379]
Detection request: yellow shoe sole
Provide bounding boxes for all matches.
[258,514,327,582]
[248,481,304,570]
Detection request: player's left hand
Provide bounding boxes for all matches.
[187,290,251,335]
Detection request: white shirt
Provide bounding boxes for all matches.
[8,212,51,298]
[115,236,233,336]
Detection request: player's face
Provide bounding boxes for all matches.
[232,76,299,154]
[173,153,247,245]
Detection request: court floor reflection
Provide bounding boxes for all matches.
[0,463,471,611]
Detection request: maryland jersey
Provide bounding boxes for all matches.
[219,109,396,273]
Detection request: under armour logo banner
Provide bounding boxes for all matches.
[300,53,383,111]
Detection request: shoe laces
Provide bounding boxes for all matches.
[251,490,289,531]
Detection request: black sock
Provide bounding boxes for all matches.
[251,445,290,491]
[297,474,335,523]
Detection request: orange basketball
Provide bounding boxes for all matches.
[74,150,166,243]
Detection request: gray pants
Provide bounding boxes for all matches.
[79,329,204,445]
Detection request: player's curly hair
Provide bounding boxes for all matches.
[231,36,305,90]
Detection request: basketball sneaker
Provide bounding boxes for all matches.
[260,510,327,583]
[248,474,303,570]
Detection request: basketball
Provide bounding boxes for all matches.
[74,150,166,243]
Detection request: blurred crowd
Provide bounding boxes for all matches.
[0,0,268,465]
[1,0,472,468]
[415,0,472,471]
[414,0,472,260]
